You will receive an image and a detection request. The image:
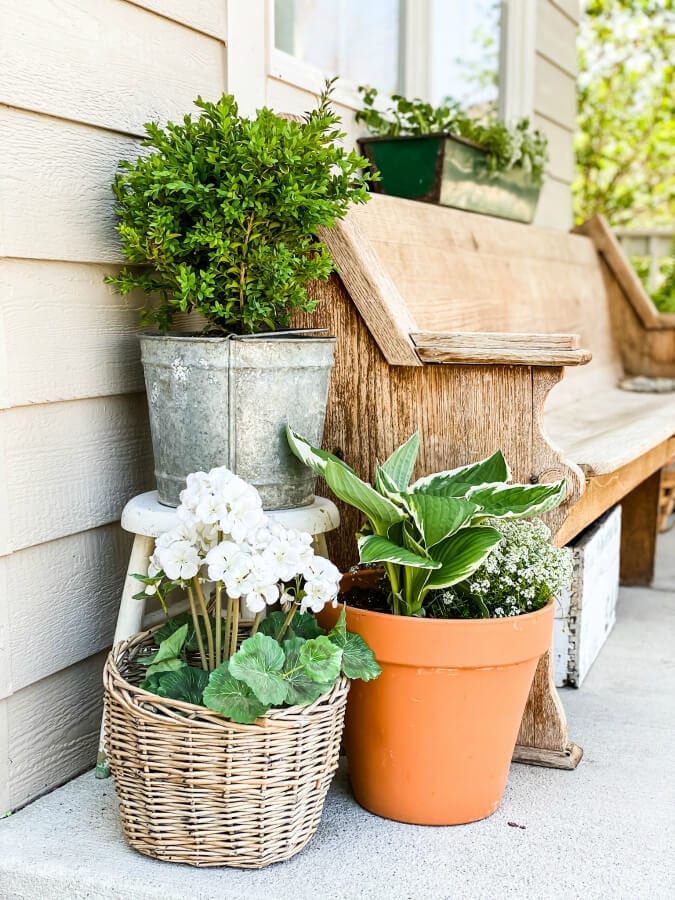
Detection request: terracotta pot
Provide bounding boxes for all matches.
[320,572,554,825]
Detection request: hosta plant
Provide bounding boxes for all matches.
[106,79,371,333]
[287,428,567,617]
[136,465,379,723]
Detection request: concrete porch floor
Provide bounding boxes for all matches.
[1,533,674,900]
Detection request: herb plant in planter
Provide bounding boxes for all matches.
[106,81,370,508]
[287,428,572,826]
[104,465,379,868]
[355,86,548,223]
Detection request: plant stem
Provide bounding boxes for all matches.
[276,605,298,642]
[186,584,208,671]
[229,599,240,659]
[214,582,223,667]
[223,596,234,661]
[250,611,264,636]
[192,577,215,671]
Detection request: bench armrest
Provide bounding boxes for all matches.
[411,331,592,367]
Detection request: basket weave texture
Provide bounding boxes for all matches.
[103,629,349,868]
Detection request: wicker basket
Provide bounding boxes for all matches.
[103,629,349,868]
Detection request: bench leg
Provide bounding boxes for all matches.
[513,649,583,769]
[95,533,154,779]
[620,470,661,586]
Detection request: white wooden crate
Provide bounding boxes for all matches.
[554,505,621,687]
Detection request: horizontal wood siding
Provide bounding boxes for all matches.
[0,0,226,808]
[533,0,578,229]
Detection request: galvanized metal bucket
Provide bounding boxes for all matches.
[139,333,336,509]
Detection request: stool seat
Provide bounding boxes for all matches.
[121,491,340,538]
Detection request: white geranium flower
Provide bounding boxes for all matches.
[157,540,201,581]
[205,540,243,581]
[302,555,341,587]
[195,491,227,525]
[244,582,280,614]
[300,579,337,614]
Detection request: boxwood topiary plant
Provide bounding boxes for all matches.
[106,79,371,334]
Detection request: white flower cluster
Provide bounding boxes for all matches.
[431,518,573,620]
[147,467,341,615]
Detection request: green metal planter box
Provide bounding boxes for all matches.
[358,133,542,224]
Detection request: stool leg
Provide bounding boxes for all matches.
[95,533,155,779]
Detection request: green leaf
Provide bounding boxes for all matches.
[327,605,347,645]
[426,526,502,590]
[410,451,510,497]
[285,426,355,476]
[324,460,405,533]
[341,633,381,681]
[228,633,287,705]
[358,534,441,569]
[291,612,325,639]
[467,480,566,519]
[203,662,269,724]
[299,636,343,683]
[400,494,480,547]
[282,638,333,705]
[147,623,188,665]
[156,665,209,705]
[378,433,419,489]
[145,657,187,678]
[139,671,164,693]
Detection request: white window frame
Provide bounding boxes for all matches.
[266,0,535,117]
[266,0,430,109]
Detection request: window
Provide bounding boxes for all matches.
[274,0,403,95]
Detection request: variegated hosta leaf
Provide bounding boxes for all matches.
[467,480,566,519]
[410,450,510,497]
[378,432,420,490]
[285,426,356,476]
[374,465,404,502]
[325,460,405,533]
[400,493,480,547]
[425,526,502,590]
[358,534,441,569]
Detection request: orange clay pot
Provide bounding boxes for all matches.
[319,572,553,826]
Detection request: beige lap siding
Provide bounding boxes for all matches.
[0,0,228,810]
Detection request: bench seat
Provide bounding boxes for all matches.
[548,388,675,476]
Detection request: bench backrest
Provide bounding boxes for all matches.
[343,196,621,402]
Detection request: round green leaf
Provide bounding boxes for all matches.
[228,633,287,705]
[203,662,269,724]
[299,636,343,683]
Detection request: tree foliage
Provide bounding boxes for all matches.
[573,0,674,226]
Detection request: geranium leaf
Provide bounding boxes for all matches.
[341,633,381,682]
[228,633,287,705]
[299,636,343,683]
[257,611,289,640]
[147,623,188,666]
[426,526,502,590]
[411,451,510,497]
[156,665,210,705]
[467,481,566,519]
[203,662,269,724]
[282,638,333,705]
[145,657,187,678]
[327,606,347,646]
[291,612,325,639]
[358,534,441,569]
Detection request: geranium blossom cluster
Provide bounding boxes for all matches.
[427,518,573,620]
[146,467,341,614]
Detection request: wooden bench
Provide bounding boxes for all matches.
[293,194,675,769]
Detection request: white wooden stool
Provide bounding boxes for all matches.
[95,491,340,778]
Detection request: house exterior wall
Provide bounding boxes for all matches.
[0,0,579,811]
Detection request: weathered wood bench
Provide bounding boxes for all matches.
[294,194,675,769]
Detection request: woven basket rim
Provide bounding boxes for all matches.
[105,627,350,732]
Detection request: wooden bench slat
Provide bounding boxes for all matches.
[411,331,581,350]
[416,345,592,367]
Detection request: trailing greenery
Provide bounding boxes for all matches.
[106,80,371,333]
[287,429,567,617]
[356,86,548,183]
[426,518,573,620]
[139,607,380,724]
